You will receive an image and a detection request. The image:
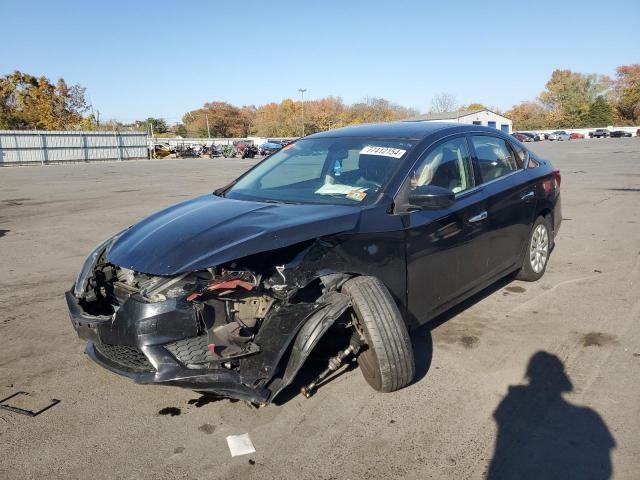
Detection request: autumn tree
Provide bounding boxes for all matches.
[0,71,88,129]
[303,96,346,133]
[506,102,548,130]
[612,64,640,124]
[183,102,254,138]
[249,96,418,137]
[538,69,610,127]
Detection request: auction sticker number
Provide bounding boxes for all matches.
[360,145,406,158]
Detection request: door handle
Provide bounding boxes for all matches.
[521,191,534,201]
[468,211,488,223]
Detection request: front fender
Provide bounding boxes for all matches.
[268,291,351,401]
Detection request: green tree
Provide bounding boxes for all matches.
[172,123,188,137]
[133,117,167,133]
[460,103,487,112]
[587,96,612,127]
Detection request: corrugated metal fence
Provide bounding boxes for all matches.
[0,130,149,166]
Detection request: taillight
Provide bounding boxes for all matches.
[553,169,561,188]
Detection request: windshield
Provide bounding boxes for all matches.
[225,137,416,206]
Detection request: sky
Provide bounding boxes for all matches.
[1,0,638,124]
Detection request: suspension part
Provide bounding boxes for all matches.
[300,339,362,399]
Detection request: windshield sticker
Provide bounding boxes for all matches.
[360,145,407,158]
[346,190,367,202]
[315,184,367,196]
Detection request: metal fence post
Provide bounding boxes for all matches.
[113,129,122,161]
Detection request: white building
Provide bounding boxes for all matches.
[414,109,512,134]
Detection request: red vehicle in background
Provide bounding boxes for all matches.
[570,133,585,139]
[512,133,529,142]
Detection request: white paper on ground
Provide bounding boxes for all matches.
[226,433,256,457]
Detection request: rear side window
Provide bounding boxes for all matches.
[509,141,528,166]
[411,137,475,194]
[470,136,523,182]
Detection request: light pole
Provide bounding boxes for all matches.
[298,88,307,137]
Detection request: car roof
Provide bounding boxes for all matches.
[306,121,505,140]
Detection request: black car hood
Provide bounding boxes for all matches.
[106,194,362,275]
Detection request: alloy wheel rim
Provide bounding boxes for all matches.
[529,224,549,273]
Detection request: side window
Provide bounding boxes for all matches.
[411,137,474,194]
[509,141,528,167]
[470,135,522,183]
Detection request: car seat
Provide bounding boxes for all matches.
[430,147,462,191]
[358,154,392,186]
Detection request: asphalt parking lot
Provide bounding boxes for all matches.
[1,138,639,479]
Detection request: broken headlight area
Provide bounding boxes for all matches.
[69,251,355,403]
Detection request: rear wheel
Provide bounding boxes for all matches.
[342,276,415,392]
[515,215,552,281]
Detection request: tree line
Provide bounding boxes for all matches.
[177,97,419,138]
[507,65,640,130]
[1,64,638,135]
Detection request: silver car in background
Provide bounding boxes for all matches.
[553,131,571,141]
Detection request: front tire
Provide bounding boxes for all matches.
[515,215,552,281]
[342,276,415,392]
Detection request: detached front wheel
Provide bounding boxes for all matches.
[342,276,415,392]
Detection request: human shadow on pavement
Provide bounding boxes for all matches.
[487,351,616,480]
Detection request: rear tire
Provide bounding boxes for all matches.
[515,215,552,282]
[342,276,415,392]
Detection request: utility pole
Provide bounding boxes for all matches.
[298,88,307,137]
[205,113,211,139]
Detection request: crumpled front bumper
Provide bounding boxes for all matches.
[65,289,271,404]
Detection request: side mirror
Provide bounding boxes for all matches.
[407,185,455,210]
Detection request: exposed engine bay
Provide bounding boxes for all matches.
[68,243,359,404]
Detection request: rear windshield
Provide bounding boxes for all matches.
[225,137,415,206]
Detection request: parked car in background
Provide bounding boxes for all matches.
[570,132,585,140]
[512,133,529,142]
[637,128,640,137]
[553,131,571,141]
[589,129,609,138]
[534,132,547,141]
[513,132,535,142]
[259,142,283,156]
[610,130,632,138]
[66,122,562,404]
[547,132,558,141]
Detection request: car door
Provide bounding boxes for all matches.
[402,136,491,324]
[468,134,538,277]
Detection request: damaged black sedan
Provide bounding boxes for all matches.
[67,121,561,404]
